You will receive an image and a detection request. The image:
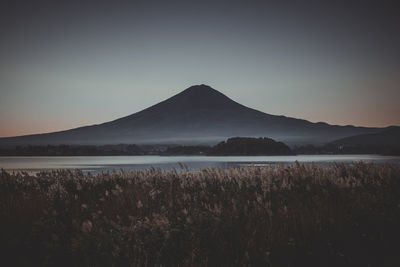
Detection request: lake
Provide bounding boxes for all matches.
[1,154,400,173]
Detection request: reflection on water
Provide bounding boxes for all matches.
[1,155,400,174]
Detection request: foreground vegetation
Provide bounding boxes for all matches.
[1,163,400,266]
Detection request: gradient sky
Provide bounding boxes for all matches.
[1,0,399,137]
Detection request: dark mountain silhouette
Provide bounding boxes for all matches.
[329,126,400,147]
[325,126,400,155]
[0,84,386,147]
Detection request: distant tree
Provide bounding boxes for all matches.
[209,137,293,156]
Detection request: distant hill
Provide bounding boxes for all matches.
[209,137,293,156]
[324,127,400,155]
[329,126,400,147]
[0,84,385,147]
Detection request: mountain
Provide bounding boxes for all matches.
[0,84,385,147]
[329,126,400,147]
[326,126,400,155]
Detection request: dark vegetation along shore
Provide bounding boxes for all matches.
[164,137,293,156]
[0,137,291,156]
[0,144,164,156]
[209,137,293,156]
[2,134,399,156]
[1,163,400,266]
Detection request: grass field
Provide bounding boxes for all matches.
[1,163,400,266]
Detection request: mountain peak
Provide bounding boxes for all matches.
[188,84,212,88]
[171,84,239,109]
[187,84,213,89]
[183,84,218,94]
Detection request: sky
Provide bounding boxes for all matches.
[0,0,399,137]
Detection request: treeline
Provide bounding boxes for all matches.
[0,137,292,156]
[164,139,400,156]
[163,145,211,155]
[1,137,399,156]
[292,144,400,156]
[209,137,293,156]
[161,137,293,156]
[0,144,163,156]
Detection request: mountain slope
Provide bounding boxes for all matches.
[329,126,400,147]
[0,84,384,147]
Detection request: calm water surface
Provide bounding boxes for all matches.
[1,155,400,173]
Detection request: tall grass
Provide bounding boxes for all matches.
[1,162,400,266]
